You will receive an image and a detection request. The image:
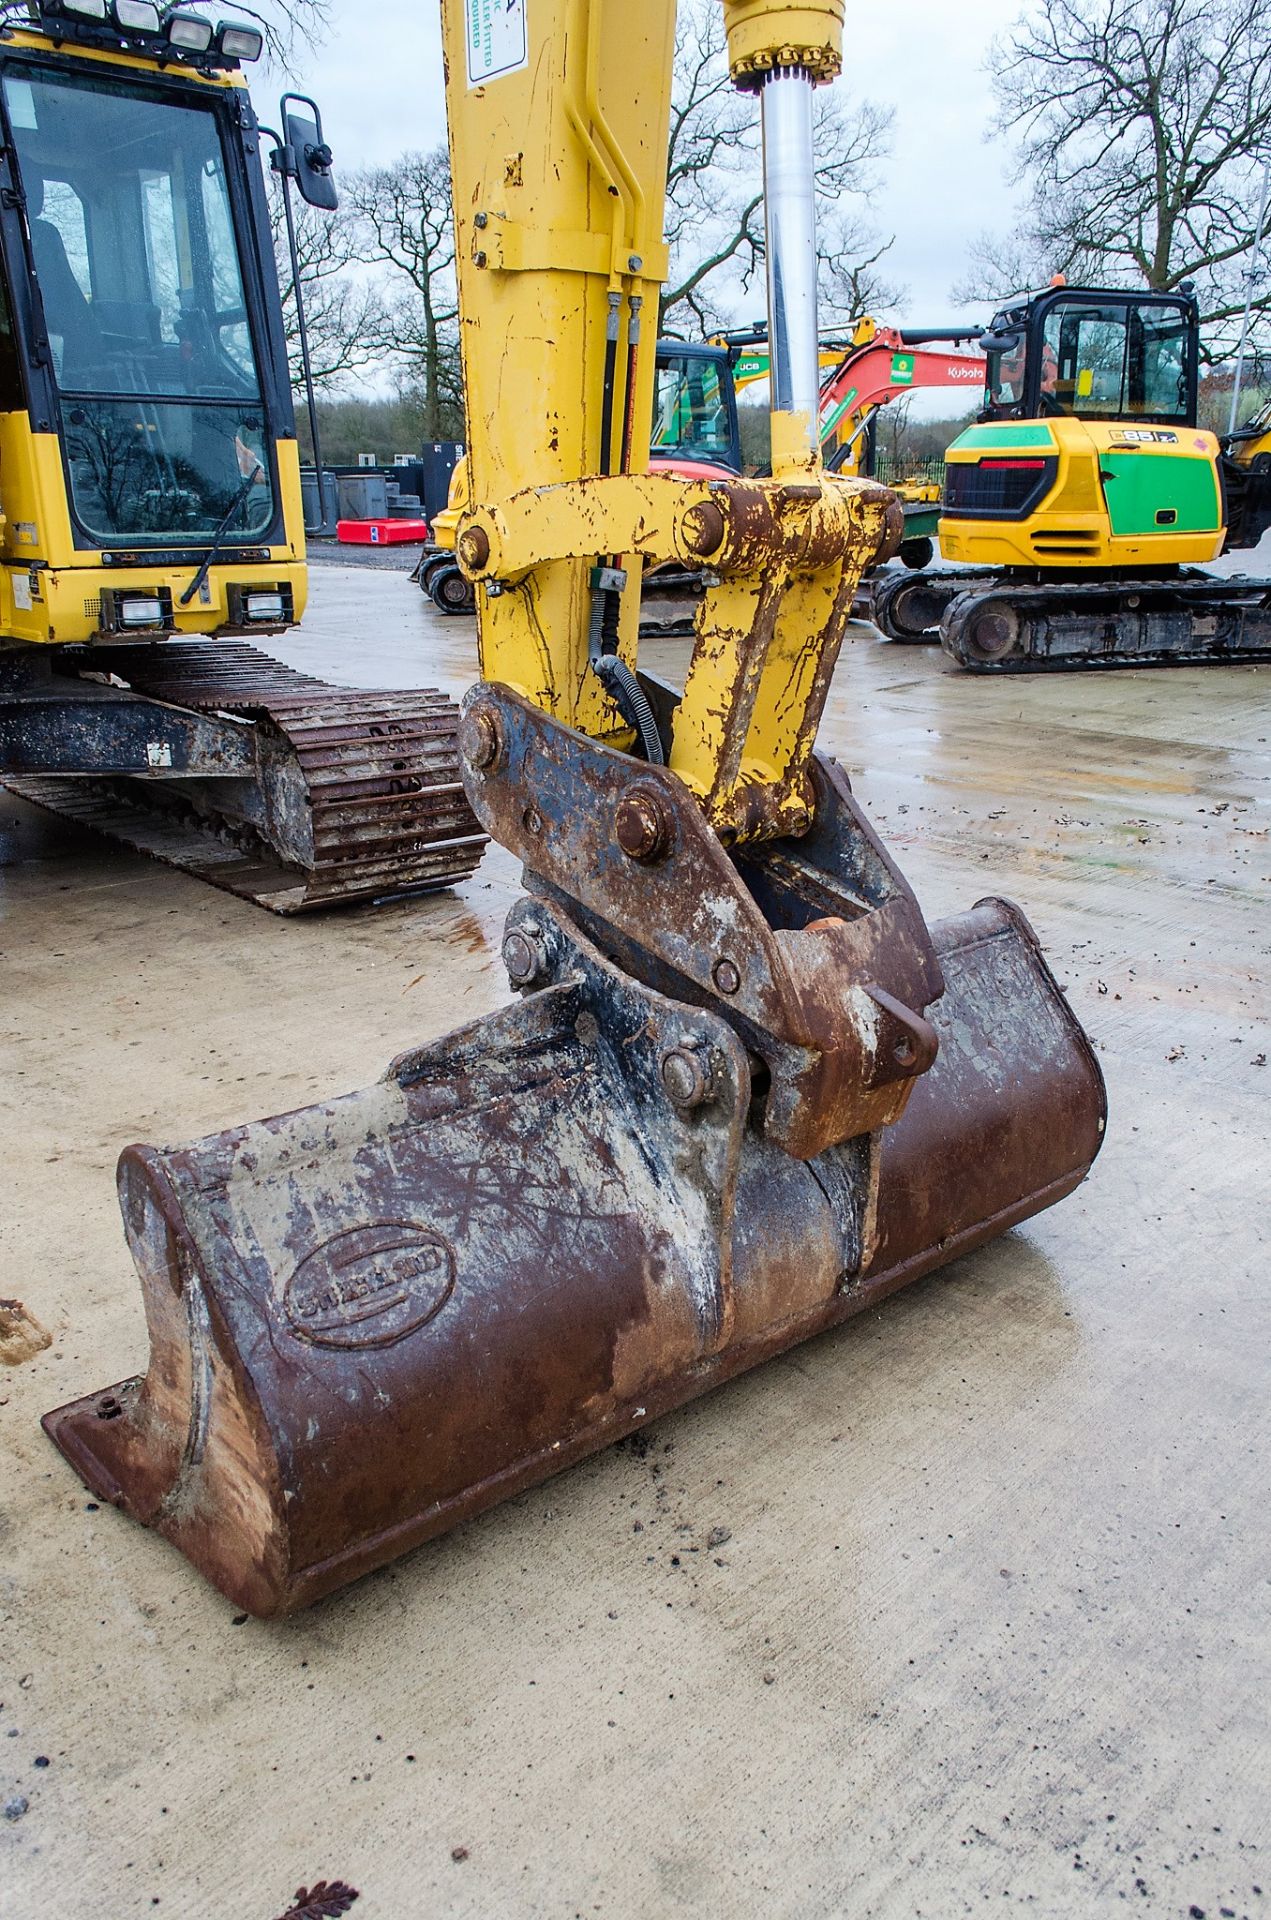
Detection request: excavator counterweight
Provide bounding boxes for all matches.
[45,0,1106,1613]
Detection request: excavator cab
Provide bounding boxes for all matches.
[0,8,485,908]
[650,341,742,475]
[975,287,1196,427]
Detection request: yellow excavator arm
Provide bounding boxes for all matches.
[441,0,892,842]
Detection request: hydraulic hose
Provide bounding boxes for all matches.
[591,652,664,764]
[589,292,661,759]
[599,291,621,476]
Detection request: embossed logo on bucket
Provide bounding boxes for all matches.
[284,1223,456,1349]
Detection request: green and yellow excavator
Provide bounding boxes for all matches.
[0,2,484,907]
[871,281,1271,670]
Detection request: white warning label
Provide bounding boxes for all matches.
[466,0,528,86]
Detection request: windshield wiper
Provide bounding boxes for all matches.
[179,458,265,608]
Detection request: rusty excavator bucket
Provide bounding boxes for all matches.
[42,699,1105,1617]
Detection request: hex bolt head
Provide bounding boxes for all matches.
[460,705,502,772]
[616,787,672,862]
[712,957,741,996]
[503,921,547,989]
[661,1041,714,1110]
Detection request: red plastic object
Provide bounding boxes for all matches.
[337,518,430,546]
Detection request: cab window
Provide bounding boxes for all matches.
[651,356,734,464]
[1041,300,1189,422]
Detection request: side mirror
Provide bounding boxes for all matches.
[278,92,337,212]
[978,330,1023,355]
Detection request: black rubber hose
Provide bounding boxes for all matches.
[592,653,664,764]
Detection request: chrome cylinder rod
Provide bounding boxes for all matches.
[760,66,821,439]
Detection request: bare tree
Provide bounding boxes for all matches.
[660,0,897,334]
[267,190,386,392]
[958,0,1271,355]
[817,198,902,329]
[345,147,462,438]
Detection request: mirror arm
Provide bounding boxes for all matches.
[264,116,326,530]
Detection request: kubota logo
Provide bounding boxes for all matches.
[284,1223,456,1349]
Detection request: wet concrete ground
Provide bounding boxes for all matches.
[1,565,1268,1919]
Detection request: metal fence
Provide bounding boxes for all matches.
[870,453,947,488]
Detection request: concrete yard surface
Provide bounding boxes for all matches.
[1,563,1268,1920]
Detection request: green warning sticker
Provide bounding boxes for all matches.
[820,386,858,435]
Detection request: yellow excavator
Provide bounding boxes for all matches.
[44,0,1106,1616]
[0,2,484,907]
[872,281,1271,669]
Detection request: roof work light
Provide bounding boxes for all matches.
[165,10,214,50]
[216,22,263,60]
[112,0,161,29]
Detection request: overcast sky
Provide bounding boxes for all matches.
[272,0,1030,330]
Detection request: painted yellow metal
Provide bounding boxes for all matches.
[429,458,468,552]
[441,0,677,732]
[0,415,306,648]
[672,541,870,839]
[443,0,893,839]
[720,0,845,84]
[939,416,1226,570]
